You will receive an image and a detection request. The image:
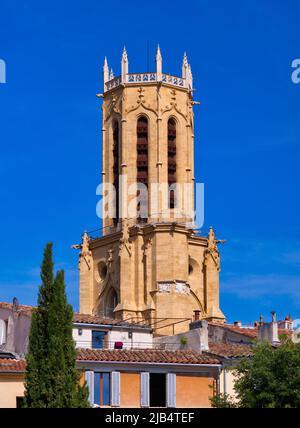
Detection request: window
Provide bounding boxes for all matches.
[150,373,166,407]
[113,121,120,226]
[0,319,7,345]
[105,288,118,318]
[98,261,108,281]
[168,118,177,209]
[92,330,106,349]
[137,116,148,222]
[94,372,110,406]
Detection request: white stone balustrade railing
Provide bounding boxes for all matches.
[104,72,187,92]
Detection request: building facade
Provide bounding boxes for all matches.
[78,47,225,332]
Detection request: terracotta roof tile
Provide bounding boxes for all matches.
[209,322,258,338]
[0,303,149,328]
[73,313,150,329]
[73,313,117,325]
[0,359,26,373]
[0,302,33,316]
[76,348,220,365]
[209,322,292,340]
[206,342,253,358]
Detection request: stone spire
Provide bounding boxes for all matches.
[182,52,189,81]
[156,44,162,81]
[103,56,109,84]
[109,68,114,80]
[121,46,128,82]
[188,63,193,90]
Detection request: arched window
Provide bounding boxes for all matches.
[105,288,118,319]
[113,121,119,226]
[168,118,176,208]
[137,116,148,221]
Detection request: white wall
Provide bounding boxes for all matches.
[72,326,153,349]
[73,327,92,348]
[219,368,238,401]
[108,330,152,349]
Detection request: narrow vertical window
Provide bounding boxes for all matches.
[168,118,176,209]
[113,121,119,225]
[94,372,111,406]
[137,116,148,221]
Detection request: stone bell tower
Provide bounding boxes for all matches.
[78,46,225,333]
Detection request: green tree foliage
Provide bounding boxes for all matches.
[212,340,300,408]
[23,243,90,408]
[210,393,237,408]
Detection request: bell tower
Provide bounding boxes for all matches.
[78,46,225,333]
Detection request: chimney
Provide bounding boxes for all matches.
[233,321,242,327]
[12,297,19,312]
[258,311,280,345]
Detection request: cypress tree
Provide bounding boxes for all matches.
[23,243,90,408]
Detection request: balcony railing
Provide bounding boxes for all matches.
[104,72,187,92]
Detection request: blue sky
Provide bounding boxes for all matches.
[0,0,299,324]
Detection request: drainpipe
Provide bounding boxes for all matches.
[223,367,227,395]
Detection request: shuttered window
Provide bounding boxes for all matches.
[166,373,176,408]
[84,370,94,406]
[111,371,120,407]
[140,372,150,407]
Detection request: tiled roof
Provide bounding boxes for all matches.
[73,313,118,325]
[209,322,292,340]
[73,313,150,329]
[206,342,253,358]
[209,322,258,338]
[0,359,26,373]
[77,348,220,365]
[0,302,33,316]
[0,303,148,328]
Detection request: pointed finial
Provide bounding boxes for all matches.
[109,68,114,80]
[182,52,189,84]
[121,46,129,82]
[183,52,188,66]
[156,44,162,59]
[103,56,109,86]
[122,46,128,61]
[188,63,193,90]
[156,44,162,80]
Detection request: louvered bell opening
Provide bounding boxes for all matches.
[168,140,176,154]
[168,173,176,184]
[113,122,120,225]
[137,117,149,185]
[137,153,148,167]
[137,170,148,183]
[137,124,148,133]
[137,138,148,152]
[168,119,177,202]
